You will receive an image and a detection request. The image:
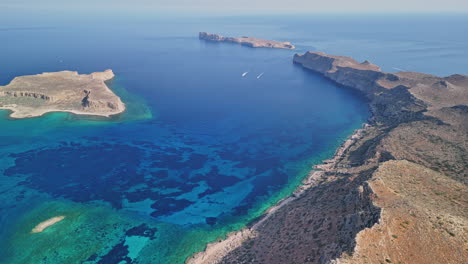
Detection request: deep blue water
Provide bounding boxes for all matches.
[0,11,467,263]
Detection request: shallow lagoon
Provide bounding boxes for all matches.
[1,12,466,263]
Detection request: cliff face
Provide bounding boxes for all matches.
[0,70,125,118]
[199,32,225,42]
[190,51,467,264]
[294,51,468,109]
[294,52,395,94]
[199,32,295,50]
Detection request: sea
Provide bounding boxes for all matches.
[0,10,467,263]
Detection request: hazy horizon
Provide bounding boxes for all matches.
[2,0,468,14]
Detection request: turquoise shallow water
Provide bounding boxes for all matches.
[0,12,467,263]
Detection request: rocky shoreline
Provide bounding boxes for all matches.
[0,70,125,119]
[187,124,371,264]
[187,50,467,263]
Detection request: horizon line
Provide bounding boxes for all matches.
[2,6,468,16]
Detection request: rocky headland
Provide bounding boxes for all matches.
[0,70,125,119]
[187,51,467,264]
[199,32,295,50]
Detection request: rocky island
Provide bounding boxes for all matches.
[199,32,295,50]
[187,51,468,264]
[0,69,125,119]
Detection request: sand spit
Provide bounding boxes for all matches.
[31,216,65,233]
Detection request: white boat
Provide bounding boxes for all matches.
[242,72,248,77]
[257,72,264,79]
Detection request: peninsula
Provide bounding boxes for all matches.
[188,51,468,264]
[0,69,125,119]
[199,32,295,50]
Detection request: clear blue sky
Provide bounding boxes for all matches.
[2,0,468,13]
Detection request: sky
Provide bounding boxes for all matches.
[2,0,468,13]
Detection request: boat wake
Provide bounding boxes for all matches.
[392,67,407,72]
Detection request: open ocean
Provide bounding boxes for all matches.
[0,11,467,263]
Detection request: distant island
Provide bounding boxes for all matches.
[188,50,468,264]
[31,216,65,233]
[199,32,295,50]
[0,69,125,119]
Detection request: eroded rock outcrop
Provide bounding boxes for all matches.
[0,69,125,118]
[199,32,295,50]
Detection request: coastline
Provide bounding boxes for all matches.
[186,124,370,264]
[192,50,467,263]
[188,50,468,263]
[0,106,125,120]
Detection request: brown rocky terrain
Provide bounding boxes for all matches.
[338,160,467,264]
[199,32,295,49]
[187,51,467,264]
[0,69,125,118]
